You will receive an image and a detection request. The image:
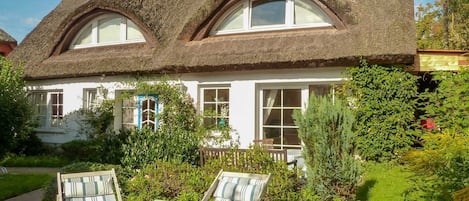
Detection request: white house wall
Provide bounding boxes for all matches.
[27,67,345,147]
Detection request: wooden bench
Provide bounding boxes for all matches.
[199,147,297,170]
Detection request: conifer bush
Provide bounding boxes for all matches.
[294,95,361,200]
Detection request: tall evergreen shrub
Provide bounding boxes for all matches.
[294,95,361,201]
[344,60,418,161]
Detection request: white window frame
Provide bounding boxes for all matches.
[211,0,333,35]
[258,85,308,149]
[70,14,145,49]
[30,91,64,131]
[83,88,98,111]
[200,86,231,128]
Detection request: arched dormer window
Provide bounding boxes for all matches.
[70,14,145,49]
[211,0,334,35]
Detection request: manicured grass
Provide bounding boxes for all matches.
[0,155,70,167]
[357,162,417,201]
[0,173,55,200]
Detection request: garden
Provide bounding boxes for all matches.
[1,56,468,201]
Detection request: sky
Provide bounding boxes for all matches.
[1,0,435,43]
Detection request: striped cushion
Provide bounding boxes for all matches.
[64,181,114,198]
[214,180,237,199]
[65,194,116,201]
[214,178,263,201]
[65,175,111,183]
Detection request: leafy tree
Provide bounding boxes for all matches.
[294,94,361,201]
[343,61,418,161]
[415,0,469,50]
[0,57,35,158]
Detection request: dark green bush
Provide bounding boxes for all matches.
[344,60,418,161]
[60,131,126,164]
[294,95,361,200]
[420,68,469,132]
[42,162,123,201]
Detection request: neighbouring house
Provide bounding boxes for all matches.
[8,0,416,158]
[0,28,17,56]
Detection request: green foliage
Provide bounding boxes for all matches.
[42,162,123,201]
[344,61,418,161]
[403,130,469,201]
[60,131,126,164]
[0,154,70,167]
[125,147,303,201]
[294,94,361,200]
[125,160,209,201]
[121,80,202,169]
[0,173,54,200]
[420,68,469,132]
[415,0,468,50]
[0,57,35,158]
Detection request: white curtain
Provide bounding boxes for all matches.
[263,89,278,124]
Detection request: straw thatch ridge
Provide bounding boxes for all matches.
[8,0,416,80]
[0,28,16,43]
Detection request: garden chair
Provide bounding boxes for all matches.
[202,169,271,201]
[56,169,122,201]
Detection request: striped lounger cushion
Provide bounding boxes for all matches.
[213,177,263,201]
[64,194,116,201]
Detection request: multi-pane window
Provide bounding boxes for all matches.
[201,88,230,128]
[138,95,159,131]
[121,96,137,130]
[71,14,145,49]
[83,89,98,111]
[261,89,301,149]
[30,91,63,129]
[117,93,159,131]
[211,0,333,35]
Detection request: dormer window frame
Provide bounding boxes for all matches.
[211,0,334,36]
[70,13,145,49]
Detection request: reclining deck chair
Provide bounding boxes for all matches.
[202,169,271,201]
[57,169,122,201]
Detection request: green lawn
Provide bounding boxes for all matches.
[0,155,70,167]
[357,162,417,201]
[0,173,55,200]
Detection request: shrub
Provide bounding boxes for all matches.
[343,60,418,161]
[403,130,469,200]
[0,57,35,158]
[42,162,123,201]
[125,147,304,201]
[294,94,361,200]
[124,160,209,201]
[60,131,126,164]
[121,81,202,169]
[420,68,469,132]
[0,155,69,167]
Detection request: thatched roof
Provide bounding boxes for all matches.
[0,28,16,43]
[8,0,416,80]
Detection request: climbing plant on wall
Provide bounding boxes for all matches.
[121,79,203,169]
